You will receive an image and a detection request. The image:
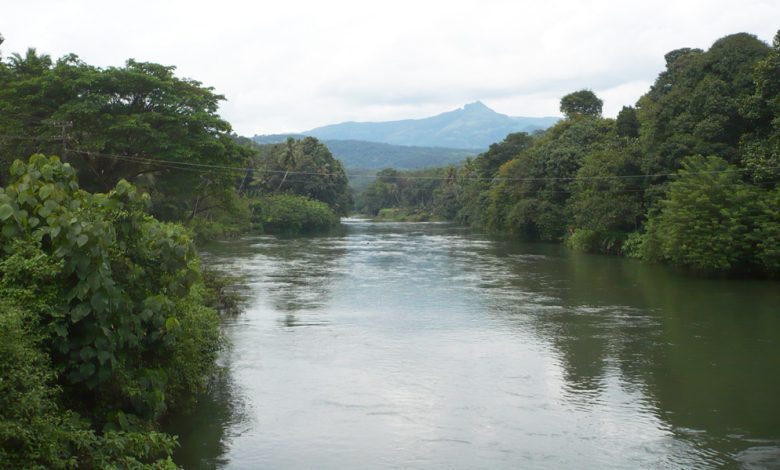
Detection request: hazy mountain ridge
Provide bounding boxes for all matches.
[250,135,475,169]
[252,102,558,169]
[304,101,559,149]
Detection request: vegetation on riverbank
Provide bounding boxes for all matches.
[0,155,220,467]
[357,31,780,276]
[0,34,348,467]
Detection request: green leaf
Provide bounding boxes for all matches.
[78,362,96,379]
[164,317,180,331]
[80,346,96,360]
[2,223,18,238]
[76,234,88,247]
[52,322,68,338]
[0,204,13,221]
[70,302,92,322]
[90,290,108,312]
[97,350,111,365]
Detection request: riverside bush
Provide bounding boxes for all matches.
[0,155,222,467]
[250,194,339,234]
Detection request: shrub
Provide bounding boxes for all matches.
[565,228,628,255]
[642,155,761,273]
[250,194,339,234]
[0,155,222,452]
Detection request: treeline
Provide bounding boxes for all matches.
[0,35,350,467]
[358,32,780,276]
[0,37,350,239]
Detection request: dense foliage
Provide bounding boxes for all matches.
[1,155,222,467]
[355,31,780,276]
[0,48,251,231]
[250,194,339,234]
[247,137,351,216]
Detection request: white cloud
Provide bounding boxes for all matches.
[1,0,778,134]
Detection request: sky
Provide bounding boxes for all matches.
[1,0,779,135]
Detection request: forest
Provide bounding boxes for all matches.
[1,29,779,468]
[357,32,780,276]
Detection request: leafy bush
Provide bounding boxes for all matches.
[642,155,762,273]
[0,155,223,466]
[0,302,178,469]
[565,228,628,255]
[0,302,72,469]
[755,187,780,271]
[250,194,339,234]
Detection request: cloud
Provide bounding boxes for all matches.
[1,0,778,134]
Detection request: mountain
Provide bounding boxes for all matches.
[303,101,559,149]
[320,140,474,169]
[250,134,475,170]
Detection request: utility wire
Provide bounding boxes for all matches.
[69,148,780,183]
[0,133,62,141]
[3,131,776,184]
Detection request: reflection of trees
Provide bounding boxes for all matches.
[203,235,347,321]
[490,241,780,459]
[259,236,347,316]
[164,352,248,469]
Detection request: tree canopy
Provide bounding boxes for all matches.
[559,89,603,118]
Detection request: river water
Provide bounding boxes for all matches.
[168,219,780,469]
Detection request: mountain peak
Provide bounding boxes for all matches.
[462,101,493,113]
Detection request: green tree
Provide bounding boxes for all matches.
[740,30,780,184]
[251,137,351,215]
[486,116,613,240]
[559,89,603,118]
[642,155,761,273]
[565,142,645,254]
[615,106,639,138]
[0,53,249,223]
[636,34,770,171]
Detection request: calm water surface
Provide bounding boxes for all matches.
[168,219,780,469]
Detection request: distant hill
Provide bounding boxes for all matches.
[251,135,476,170]
[303,101,559,149]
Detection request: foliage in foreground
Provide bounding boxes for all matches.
[0,155,222,468]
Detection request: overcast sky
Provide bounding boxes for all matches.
[1,0,778,135]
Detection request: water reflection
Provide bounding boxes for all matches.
[173,220,780,469]
[164,350,250,469]
[487,242,780,467]
[205,235,347,316]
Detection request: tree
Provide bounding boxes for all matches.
[0,54,249,222]
[486,117,614,240]
[643,155,761,273]
[559,89,603,118]
[636,33,770,171]
[616,106,640,138]
[250,137,351,215]
[566,143,645,254]
[740,30,780,184]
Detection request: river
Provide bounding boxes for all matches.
[167,219,780,469]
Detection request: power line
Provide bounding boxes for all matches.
[1,130,774,184]
[73,148,780,183]
[0,133,62,141]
